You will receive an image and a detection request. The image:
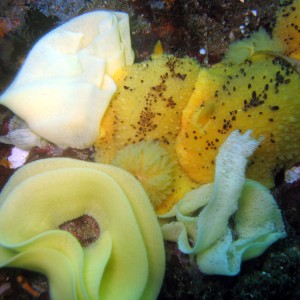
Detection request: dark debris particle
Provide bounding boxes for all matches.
[269,105,280,111]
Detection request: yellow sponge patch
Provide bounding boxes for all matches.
[176,54,300,187]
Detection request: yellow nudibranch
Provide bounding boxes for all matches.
[95,54,200,212]
[176,2,300,189]
[96,51,300,212]
[176,54,300,188]
[95,2,300,213]
[273,0,300,60]
[95,54,200,157]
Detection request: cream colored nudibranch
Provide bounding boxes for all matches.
[0,11,134,149]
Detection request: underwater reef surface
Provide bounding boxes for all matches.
[0,0,299,299]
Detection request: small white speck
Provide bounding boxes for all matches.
[8,147,29,169]
[239,25,245,33]
[285,166,300,183]
[251,9,258,16]
[199,48,206,55]
[245,16,250,26]
[229,31,235,41]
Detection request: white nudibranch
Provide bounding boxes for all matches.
[0,11,134,149]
